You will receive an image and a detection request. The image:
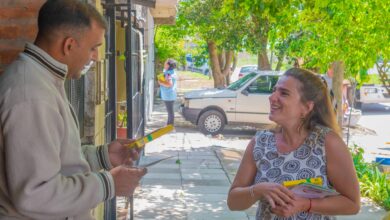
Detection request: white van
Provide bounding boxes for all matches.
[355,84,390,108]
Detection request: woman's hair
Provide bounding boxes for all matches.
[284,68,341,135]
[166,59,177,70]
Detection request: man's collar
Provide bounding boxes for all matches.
[23,42,68,80]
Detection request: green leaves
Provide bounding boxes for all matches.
[351,144,390,210]
[289,0,390,77]
[159,0,389,85]
[155,25,185,66]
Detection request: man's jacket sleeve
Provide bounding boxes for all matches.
[82,144,113,171]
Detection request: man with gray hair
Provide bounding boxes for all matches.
[0,0,146,219]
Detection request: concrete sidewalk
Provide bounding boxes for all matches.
[127,98,386,220]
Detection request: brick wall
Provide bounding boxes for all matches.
[0,0,46,74]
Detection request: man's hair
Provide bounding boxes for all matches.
[37,0,107,37]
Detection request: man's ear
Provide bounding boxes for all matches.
[62,37,75,56]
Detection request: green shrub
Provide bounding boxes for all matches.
[350,144,390,210]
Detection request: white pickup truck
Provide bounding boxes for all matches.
[355,84,390,108]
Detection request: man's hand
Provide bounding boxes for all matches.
[110,166,147,196]
[108,139,140,167]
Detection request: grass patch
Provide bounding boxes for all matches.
[237,55,257,67]
[177,70,212,80]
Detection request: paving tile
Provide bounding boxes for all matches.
[182,179,230,186]
[143,173,181,180]
[146,167,181,173]
[182,185,230,194]
[180,168,225,174]
[141,178,181,186]
[184,193,228,202]
[181,173,229,181]
[187,211,248,220]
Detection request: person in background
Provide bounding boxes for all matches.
[0,0,146,219]
[227,68,360,219]
[323,65,334,90]
[320,65,338,113]
[158,59,178,125]
[342,79,351,114]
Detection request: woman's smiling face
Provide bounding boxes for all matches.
[268,76,308,126]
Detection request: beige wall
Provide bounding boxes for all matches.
[91,0,107,219]
[116,21,127,103]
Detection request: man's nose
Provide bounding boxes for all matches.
[91,50,98,61]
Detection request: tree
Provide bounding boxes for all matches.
[223,0,296,70]
[273,0,390,125]
[154,25,187,72]
[178,0,247,88]
[376,61,390,94]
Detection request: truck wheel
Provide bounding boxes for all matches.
[198,110,225,135]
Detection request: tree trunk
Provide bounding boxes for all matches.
[208,41,224,88]
[208,41,234,88]
[332,61,345,127]
[232,52,237,71]
[258,50,271,70]
[257,19,271,70]
[226,53,238,85]
[218,52,224,70]
[376,61,390,94]
[221,50,234,86]
[225,74,230,86]
[275,51,285,71]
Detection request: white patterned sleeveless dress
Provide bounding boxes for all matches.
[253,125,336,220]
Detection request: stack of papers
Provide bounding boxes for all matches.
[290,182,339,199]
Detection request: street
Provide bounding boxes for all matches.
[348,103,390,162]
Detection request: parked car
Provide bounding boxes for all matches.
[186,54,210,75]
[238,65,258,78]
[231,65,257,82]
[180,71,282,135]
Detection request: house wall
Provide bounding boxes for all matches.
[116,21,127,104]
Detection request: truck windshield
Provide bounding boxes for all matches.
[228,72,257,91]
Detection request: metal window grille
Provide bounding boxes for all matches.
[65,76,85,138]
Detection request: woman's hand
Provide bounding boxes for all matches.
[271,197,310,217]
[254,182,296,208]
